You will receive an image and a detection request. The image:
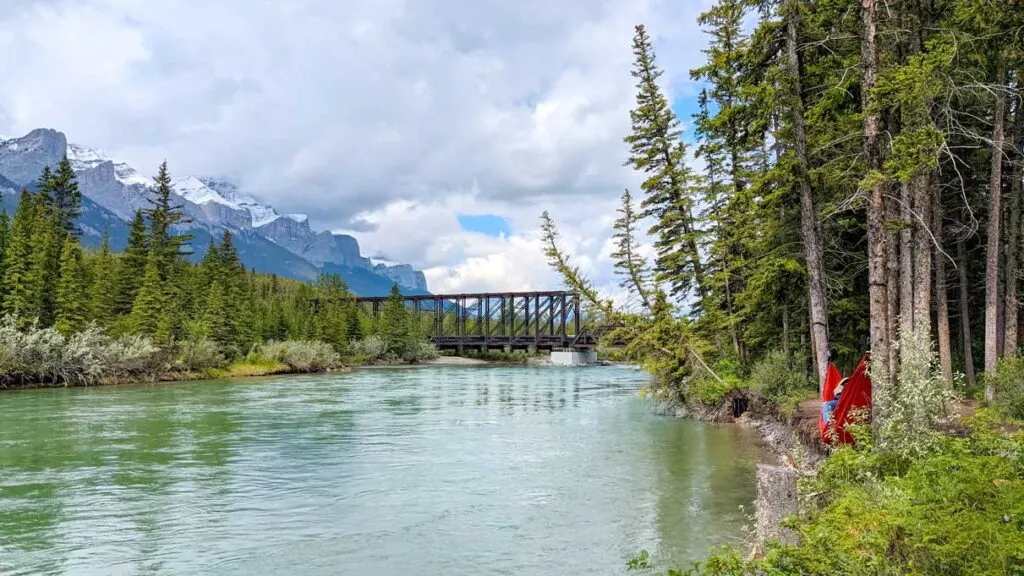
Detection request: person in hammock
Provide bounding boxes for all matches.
[821,377,848,426]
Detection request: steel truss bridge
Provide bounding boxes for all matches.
[353,291,597,351]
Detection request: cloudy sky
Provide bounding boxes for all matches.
[0,0,715,297]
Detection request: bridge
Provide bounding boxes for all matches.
[353,290,597,352]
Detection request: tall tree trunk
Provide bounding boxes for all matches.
[1004,72,1023,357]
[861,0,891,395]
[958,239,977,388]
[786,0,830,389]
[985,59,1007,399]
[900,181,914,333]
[934,180,953,384]
[782,304,791,360]
[912,173,933,338]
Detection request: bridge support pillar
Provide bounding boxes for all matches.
[550,349,597,366]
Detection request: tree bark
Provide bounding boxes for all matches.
[786,0,829,390]
[1004,73,1023,357]
[985,59,1007,399]
[912,173,933,340]
[782,304,791,360]
[934,180,953,384]
[900,181,914,334]
[861,0,891,395]
[958,239,977,388]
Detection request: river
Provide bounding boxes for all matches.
[0,365,765,575]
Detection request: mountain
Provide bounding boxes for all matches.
[0,129,429,295]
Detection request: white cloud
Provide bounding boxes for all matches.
[0,0,715,293]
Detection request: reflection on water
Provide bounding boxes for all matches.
[0,366,765,575]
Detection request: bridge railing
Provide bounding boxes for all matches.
[352,291,597,350]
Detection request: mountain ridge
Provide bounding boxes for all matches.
[0,128,428,296]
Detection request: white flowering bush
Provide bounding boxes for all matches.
[404,341,440,363]
[259,340,340,372]
[348,336,387,362]
[871,327,955,457]
[0,316,161,387]
[175,339,226,372]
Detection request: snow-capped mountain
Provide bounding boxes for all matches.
[0,128,428,295]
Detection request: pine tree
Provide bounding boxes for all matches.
[54,235,87,335]
[116,210,149,315]
[379,284,409,355]
[25,201,59,326]
[2,190,36,321]
[0,210,10,303]
[48,156,82,237]
[624,25,705,302]
[146,161,193,278]
[610,189,651,309]
[129,250,167,337]
[200,280,233,345]
[89,230,118,327]
[346,302,364,342]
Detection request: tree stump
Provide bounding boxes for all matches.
[755,464,799,547]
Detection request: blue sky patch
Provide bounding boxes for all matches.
[458,213,511,237]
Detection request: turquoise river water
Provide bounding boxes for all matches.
[0,365,765,575]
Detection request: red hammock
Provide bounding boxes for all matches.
[818,353,873,445]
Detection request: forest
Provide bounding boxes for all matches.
[540,0,1024,573]
[0,159,437,387]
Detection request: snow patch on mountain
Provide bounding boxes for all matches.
[285,213,308,224]
[370,257,400,268]
[67,143,154,188]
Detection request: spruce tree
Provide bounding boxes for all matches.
[625,24,705,302]
[345,303,364,342]
[54,235,88,335]
[146,161,193,278]
[116,209,149,315]
[2,190,37,321]
[26,201,58,326]
[611,189,651,309]
[49,156,82,237]
[89,230,118,326]
[379,284,409,355]
[200,280,233,345]
[129,250,167,337]
[0,210,10,303]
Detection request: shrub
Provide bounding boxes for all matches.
[0,316,162,386]
[259,340,340,372]
[175,339,227,372]
[989,355,1024,420]
[685,420,1024,576]
[403,341,440,363]
[348,336,387,363]
[747,350,815,417]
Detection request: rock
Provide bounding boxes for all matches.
[755,464,799,547]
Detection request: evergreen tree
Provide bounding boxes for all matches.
[0,210,9,303]
[200,280,233,345]
[610,188,651,310]
[624,24,705,302]
[129,250,167,337]
[89,230,118,327]
[25,201,58,326]
[116,210,149,315]
[54,235,87,335]
[2,191,37,322]
[345,302,364,342]
[48,156,82,237]
[146,161,193,278]
[379,284,409,355]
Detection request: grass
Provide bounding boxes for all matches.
[204,359,292,379]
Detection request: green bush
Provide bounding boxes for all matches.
[175,339,227,372]
[988,355,1024,420]
[684,414,1024,576]
[748,350,814,400]
[258,340,340,372]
